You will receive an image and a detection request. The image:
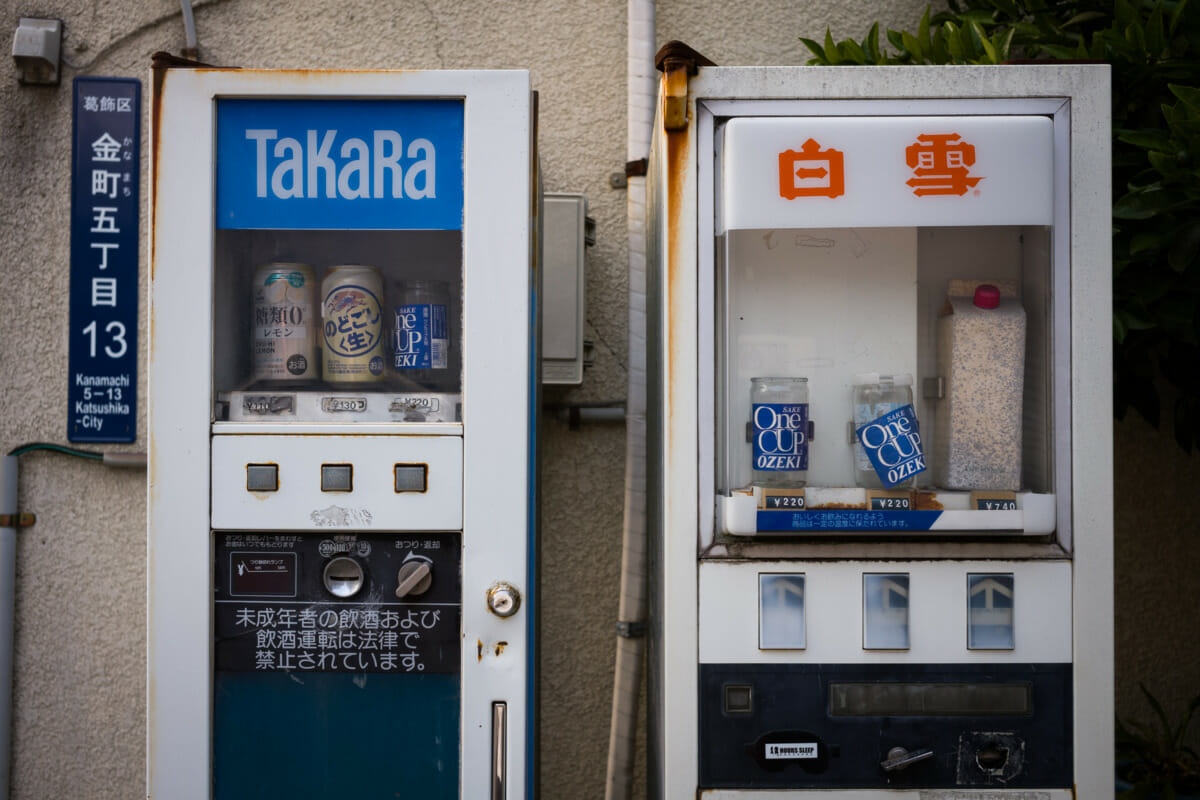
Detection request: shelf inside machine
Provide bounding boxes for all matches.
[719,486,1055,537]
[219,383,461,424]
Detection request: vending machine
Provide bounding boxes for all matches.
[646,53,1111,798]
[148,64,537,799]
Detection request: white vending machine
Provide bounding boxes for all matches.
[148,64,538,799]
[647,51,1111,798]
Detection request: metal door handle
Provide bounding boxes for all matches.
[881,746,934,771]
[492,701,507,800]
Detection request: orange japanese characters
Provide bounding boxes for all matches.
[905,133,983,196]
[778,139,844,199]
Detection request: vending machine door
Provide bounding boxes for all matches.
[149,67,536,800]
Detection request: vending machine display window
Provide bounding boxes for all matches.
[713,112,1065,538]
[212,98,465,425]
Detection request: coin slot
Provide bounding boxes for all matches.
[322,556,364,598]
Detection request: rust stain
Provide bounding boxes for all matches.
[494,640,508,656]
[912,490,944,511]
[477,639,483,662]
[663,75,692,456]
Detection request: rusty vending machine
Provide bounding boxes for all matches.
[646,50,1112,799]
[148,63,538,799]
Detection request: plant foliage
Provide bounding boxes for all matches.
[803,1,1200,451]
[1116,684,1200,797]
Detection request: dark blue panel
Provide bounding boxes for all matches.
[757,509,943,531]
[214,671,459,799]
[68,77,140,442]
[698,662,1072,789]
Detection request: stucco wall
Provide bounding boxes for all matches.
[3,2,1192,799]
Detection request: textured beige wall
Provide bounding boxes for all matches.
[4,1,1192,799]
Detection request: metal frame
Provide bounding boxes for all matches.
[648,65,1111,799]
[149,68,534,799]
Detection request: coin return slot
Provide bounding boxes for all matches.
[245,463,278,492]
[394,464,428,493]
[321,464,353,492]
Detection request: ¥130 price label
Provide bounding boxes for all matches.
[68,77,140,442]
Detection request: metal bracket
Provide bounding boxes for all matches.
[616,620,647,638]
[0,513,35,529]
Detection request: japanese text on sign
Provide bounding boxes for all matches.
[68,77,140,442]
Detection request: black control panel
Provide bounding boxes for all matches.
[699,663,1072,789]
[214,531,460,675]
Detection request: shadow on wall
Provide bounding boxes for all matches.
[1113,409,1200,749]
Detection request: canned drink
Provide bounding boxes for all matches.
[750,377,809,488]
[392,279,450,388]
[321,265,386,384]
[252,262,318,383]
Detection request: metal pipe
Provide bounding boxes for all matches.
[179,0,199,59]
[0,456,18,800]
[605,1,655,797]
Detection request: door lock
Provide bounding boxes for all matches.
[487,583,521,618]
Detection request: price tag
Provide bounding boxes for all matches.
[868,490,912,511]
[971,491,1018,511]
[763,490,806,510]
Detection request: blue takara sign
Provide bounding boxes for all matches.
[216,98,464,230]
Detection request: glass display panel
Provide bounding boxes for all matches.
[759,573,806,649]
[862,573,909,650]
[829,682,1031,716]
[967,573,1016,650]
[717,225,1053,495]
[212,98,465,424]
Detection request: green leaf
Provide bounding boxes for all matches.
[887,28,906,52]
[799,37,827,63]
[902,30,925,60]
[972,20,999,62]
[1131,230,1171,254]
[824,29,843,64]
[1169,84,1200,112]
[1114,187,1187,218]
[945,21,968,60]
[993,26,1015,62]
[1118,129,1174,150]
[1168,221,1200,271]
[1146,7,1166,55]
[862,22,882,63]
[918,6,933,55]
[840,38,868,64]
[1064,11,1109,27]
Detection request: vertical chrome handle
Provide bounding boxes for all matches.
[491,701,507,800]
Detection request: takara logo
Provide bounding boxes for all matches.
[246,129,438,201]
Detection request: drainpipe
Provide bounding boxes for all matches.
[0,456,17,800]
[604,1,655,798]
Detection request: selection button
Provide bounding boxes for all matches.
[245,463,278,492]
[321,464,353,492]
[394,464,428,493]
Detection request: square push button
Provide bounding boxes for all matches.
[394,464,428,493]
[245,464,278,492]
[321,464,353,492]
[724,684,753,714]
